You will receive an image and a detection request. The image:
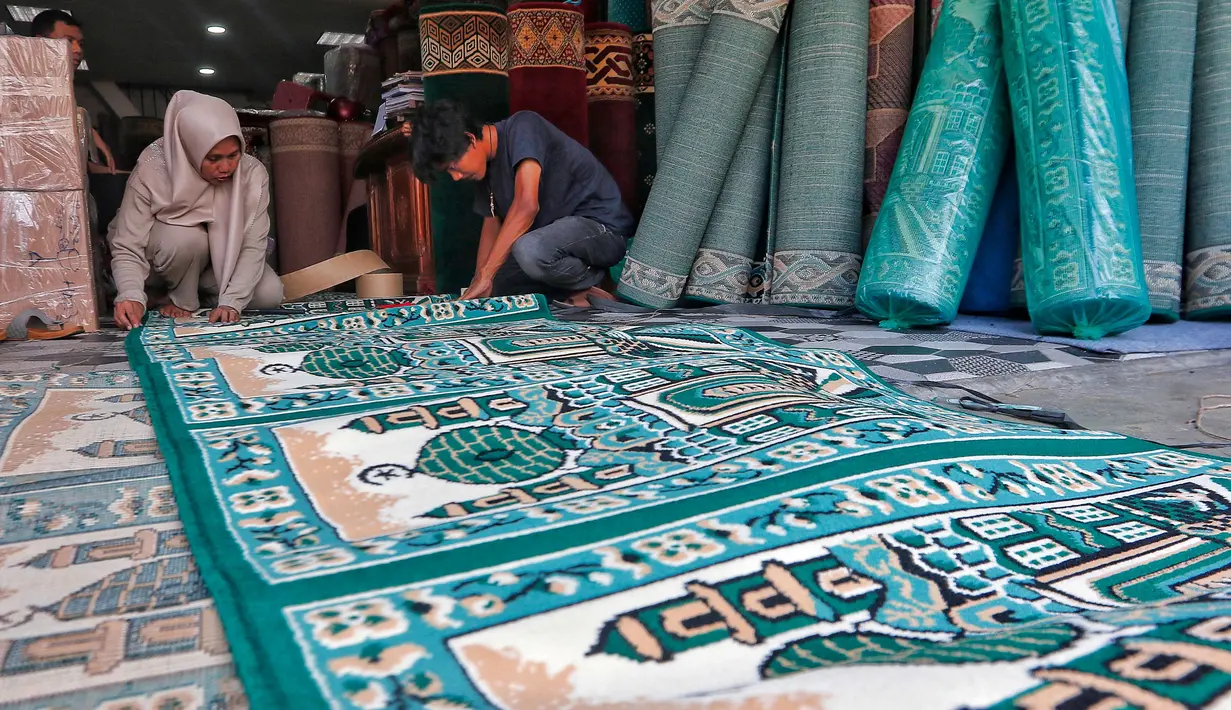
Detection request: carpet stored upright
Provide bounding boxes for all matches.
[1127,0,1198,320]
[418,3,511,294]
[856,0,1011,328]
[1000,0,1150,339]
[863,0,915,244]
[508,3,589,146]
[650,0,716,160]
[770,0,868,308]
[632,31,656,215]
[1184,0,1231,319]
[617,0,791,308]
[585,23,638,209]
[270,116,342,274]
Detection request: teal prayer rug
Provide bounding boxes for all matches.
[129,294,1231,709]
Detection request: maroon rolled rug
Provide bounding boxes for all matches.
[586,22,638,209]
[508,2,589,146]
[270,117,342,274]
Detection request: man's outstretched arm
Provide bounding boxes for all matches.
[466,160,542,298]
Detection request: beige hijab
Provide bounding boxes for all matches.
[145,90,262,295]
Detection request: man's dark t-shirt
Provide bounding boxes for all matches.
[473,111,635,236]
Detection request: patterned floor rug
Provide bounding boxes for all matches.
[105,294,1231,709]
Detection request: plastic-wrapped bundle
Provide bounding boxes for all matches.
[1000,0,1150,339]
[324,44,381,106]
[855,0,1011,328]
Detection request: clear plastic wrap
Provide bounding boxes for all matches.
[324,45,381,106]
[1000,0,1150,339]
[855,0,1011,328]
[0,36,98,334]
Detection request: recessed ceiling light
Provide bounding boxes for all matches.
[206,25,226,34]
[7,6,58,23]
[78,59,88,70]
[317,32,364,46]
[198,67,216,76]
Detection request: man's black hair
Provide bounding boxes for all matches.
[409,99,484,180]
[30,9,80,37]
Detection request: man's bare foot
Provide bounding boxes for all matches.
[562,286,614,307]
[158,303,194,319]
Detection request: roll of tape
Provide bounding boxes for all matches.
[357,272,404,298]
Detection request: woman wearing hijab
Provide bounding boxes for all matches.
[109,90,283,330]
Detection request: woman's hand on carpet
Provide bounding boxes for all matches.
[159,304,194,320]
[114,300,145,330]
[209,306,240,324]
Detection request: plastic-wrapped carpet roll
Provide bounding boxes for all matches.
[959,154,1019,315]
[1126,0,1198,320]
[855,0,1011,328]
[1184,0,1231,319]
[1000,0,1150,339]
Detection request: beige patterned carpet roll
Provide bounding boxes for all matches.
[270,117,342,274]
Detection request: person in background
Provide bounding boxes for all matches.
[409,100,633,306]
[109,91,283,330]
[30,9,116,174]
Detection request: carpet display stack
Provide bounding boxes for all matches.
[585,23,638,208]
[418,2,511,294]
[1184,0,1231,320]
[618,0,791,307]
[508,3,589,147]
[863,0,915,244]
[270,116,342,274]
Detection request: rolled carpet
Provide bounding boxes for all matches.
[856,0,1011,328]
[684,42,781,304]
[1000,0,1150,338]
[651,0,716,161]
[1127,0,1198,320]
[633,31,657,215]
[1117,0,1133,47]
[611,0,650,30]
[770,0,868,308]
[1184,0,1231,319]
[337,122,372,213]
[508,3,589,147]
[959,154,1020,315]
[863,0,915,246]
[617,0,790,308]
[419,3,511,294]
[270,117,342,274]
[586,23,638,208]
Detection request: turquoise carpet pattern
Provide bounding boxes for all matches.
[1127,0,1199,320]
[684,41,782,305]
[1185,0,1231,320]
[856,0,1011,328]
[618,0,790,308]
[127,295,1231,710]
[1000,0,1151,339]
[770,0,869,308]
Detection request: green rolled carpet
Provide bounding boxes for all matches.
[1184,0,1231,319]
[617,0,790,308]
[1000,0,1150,339]
[770,0,869,308]
[611,0,650,31]
[1117,0,1133,48]
[684,41,781,304]
[418,3,511,295]
[650,0,716,161]
[1126,0,1198,320]
[855,0,1011,328]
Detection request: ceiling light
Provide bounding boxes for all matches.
[7,6,59,23]
[78,59,88,71]
[206,25,226,34]
[317,32,364,47]
[198,67,215,76]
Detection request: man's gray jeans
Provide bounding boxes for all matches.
[492,216,628,299]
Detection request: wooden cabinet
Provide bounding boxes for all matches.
[355,125,435,295]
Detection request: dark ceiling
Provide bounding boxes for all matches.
[3,0,390,95]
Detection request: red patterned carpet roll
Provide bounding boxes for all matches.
[270,117,342,274]
[586,23,638,209]
[508,2,589,146]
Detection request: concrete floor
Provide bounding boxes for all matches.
[902,349,1231,456]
